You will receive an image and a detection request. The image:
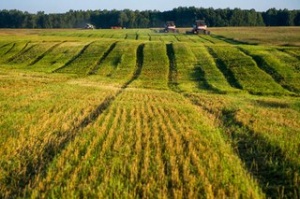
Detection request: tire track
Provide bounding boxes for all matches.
[166,43,179,91]
[136,33,139,40]
[3,43,16,55]
[6,42,35,63]
[28,41,65,66]
[206,46,242,89]
[88,41,118,75]
[0,42,13,54]
[52,41,94,73]
[122,43,144,88]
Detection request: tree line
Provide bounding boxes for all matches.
[0,7,299,29]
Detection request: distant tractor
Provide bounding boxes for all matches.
[85,23,94,29]
[187,20,210,35]
[163,21,178,33]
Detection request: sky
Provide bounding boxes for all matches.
[1,0,300,13]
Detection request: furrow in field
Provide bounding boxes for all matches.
[86,106,126,197]
[58,41,119,75]
[53,41,94,73]
[167,42,238,93]
[121,43,144,88]
[88,41,118,75]
[197,35,215,44]
[93,41,140,83]
[171,42,229,93]
[197,35,214,44]
[128,102,155,198]
[206,46,242,89]
[166,43,178,90]
[189,44,239,93]
[0,42,14,57]
[7,42,60,67]
[6,42,36,63]
[30,42,90,73]
[43,105,123,198]
[1,42,31,63]
[0,42,11,49]
[29,42,64,66]
[240,46,300,94]
[132,104,144,198]
[208,45,288,95]
[137,34,149,41]
[3,43,16,54]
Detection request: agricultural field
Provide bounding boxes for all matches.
[0,27,300,198]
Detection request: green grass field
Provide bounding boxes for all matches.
[0,27,300,198]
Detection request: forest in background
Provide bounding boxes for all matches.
[0,7,300,29]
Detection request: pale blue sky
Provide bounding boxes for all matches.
[1,0,300,13]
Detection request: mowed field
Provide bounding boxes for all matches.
[0,27,300,198]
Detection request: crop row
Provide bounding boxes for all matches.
[21,89,264,198]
